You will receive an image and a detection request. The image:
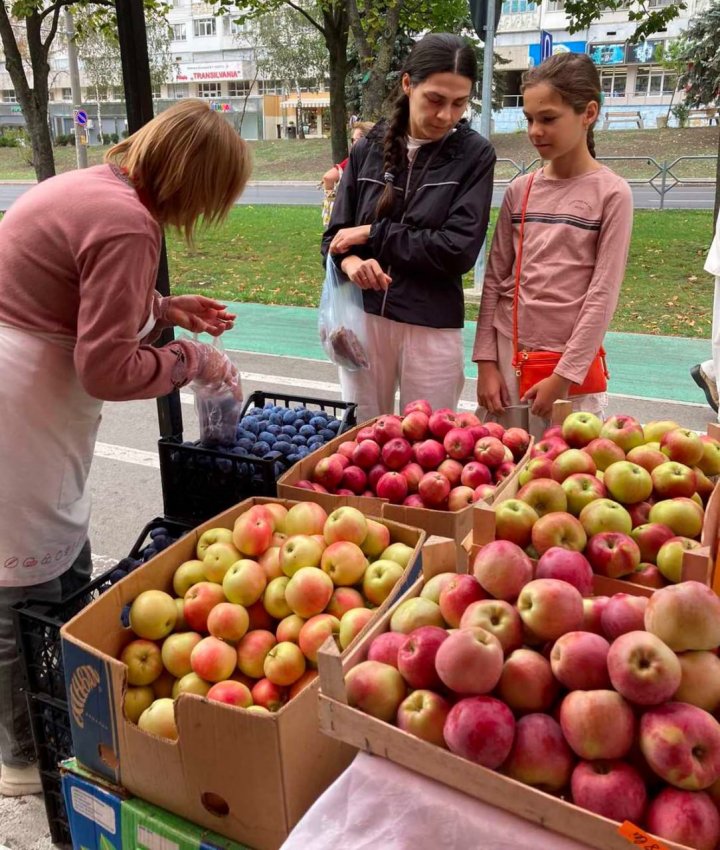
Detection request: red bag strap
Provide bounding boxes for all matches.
[512,171,536,372]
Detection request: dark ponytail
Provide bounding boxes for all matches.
[375,33,478,220]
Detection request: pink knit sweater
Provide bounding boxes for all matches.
[0,164,199,400]
[472,166,633,384]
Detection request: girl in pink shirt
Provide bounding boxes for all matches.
[473,53,633,430]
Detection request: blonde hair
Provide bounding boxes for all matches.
[106,100,251,242]
[351,121,375,140]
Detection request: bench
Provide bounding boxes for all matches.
[603,111,644,130]
[688,109,719,127]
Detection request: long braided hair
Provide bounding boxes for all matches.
[521,53,602,158]
[375,34,478,220]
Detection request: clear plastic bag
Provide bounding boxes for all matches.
[318,259,370,371]
[190,335,244,448]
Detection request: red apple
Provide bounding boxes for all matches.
[608,630,682,705]
[376,471,409,504]
[600,415,645,453]
[435,626,504,694]
[535,547,593,597]
[561,411,603,448]
[627,444,667,473]
[402,398,432,417]
[443,696,516,768]
[651,461,698,499]
[438,574,488,627]
[367,463,389,491]
[460,599,523,654]
[661,428,705,467]
[345,660,407,721]
[586,532,641,579]
[396,625,448,690]
[493,498,539,548]
[551,631,611,690]
[367,632,406,668]
[584,437,626,471]
[352,439,381,470]
[571,760,647,824]
[413,439,446,470]
[401,411,430,442]
[631,524,676,564]
[437,458,464,487]
[560,690,635,760]
[461,461,492,489]
[646,788,720,850]
[531,512,587,556]
[400,462,424,493]
[474,436,506,468]
[518,457,554,486]
[502,427,531,461]
[373,415,403,445]
[418,471,451,507]
[396,689,451,747]
[443,427,475,460]
[551,448,597,483]
[504,713,575,792]
[516,578,584,641]
[381,438,413,471]
[497,648,559,713]
[472,540,534,601]
[312,456,344,490]
[531,436,570,461]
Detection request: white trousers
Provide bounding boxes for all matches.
[339,313,465,423]
[700,277,720,422]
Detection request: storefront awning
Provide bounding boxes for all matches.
[281,98,330,108]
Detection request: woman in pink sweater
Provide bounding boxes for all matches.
[0,101,250,796]
[473,53,633,432]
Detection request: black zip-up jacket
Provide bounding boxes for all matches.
[321,119,496,329]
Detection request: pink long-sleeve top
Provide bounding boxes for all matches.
[472,166,633,385]
[0,164,200,401]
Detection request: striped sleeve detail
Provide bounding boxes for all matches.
[511,212,602,231]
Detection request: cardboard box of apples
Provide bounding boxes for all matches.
[317,545,720,850]
[278,399,533,546]
[61,497,446,850]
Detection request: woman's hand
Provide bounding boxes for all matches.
[522,373,571,419]
[164,295,236,336]
[340,256,391,291]
[329,225,372,255]
[477,361,510,415]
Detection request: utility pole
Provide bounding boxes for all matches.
[64,8,88,168]
[475,0,497,290]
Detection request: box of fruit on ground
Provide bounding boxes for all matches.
[277,399,535,546]
[317,548,720,850]
[61,496,451,850]
[462,401,717,596]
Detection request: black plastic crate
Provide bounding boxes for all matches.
[13,517,193,702]
[159,390,358,524]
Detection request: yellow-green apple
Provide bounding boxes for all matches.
[600,415,644,453]
[551,631,611,690]
[298,613,340,664]
[502,426,531,460]
[603,461,653,504]
[326,587,364,618]
[438,575,488,627]
[698,436,720,476]
[128,590,177,641]
[656,536,703,583]
[531,511,587,556]
[535,547,594,597]
[561,473,606,516]
[498,648,559,713]
[531,436,569,461]
[640,702,720,790]
[443,696,516,768]
[560,690,635,759]
[207,602,249,644]
[646,788,720,850]
[632,562,667,588]
[516,578,584,641]
[504,714,575,792]
[608,631,682,704]
[279,535,325,576]
[263,641,306,686]
[644,420,680,443]
[271,532,288,548]
[551,448,597,483]
[360,519,391,558]
[251,677,288,711]
[284,502,329,536]
[258,546,282,581]
[586,531,641,578]
[320,541,368,587]
[581,595,610,635]
[202,542,242,584]
[124,685,155,724]
[367,631,407,668]
[649,498,704,538]
[651,461,697,499]
[401,410,430,443]
[583,438,626,471]
[151,669,175,699]
[396,625,448,690]
[323,506,368,546]
[244,706,270,715]
[276,613,305,643]
[172,560,206,597]
[262,502,288,533]
[661,428,705,467]
[570,760,647,823]
[285,567,334,618]
[579,498,632,536]
[518,457,554,486]
[172,672,211,698]
[674,652,720,712]
[390,597,445,635]
[396,689,451,747]
[173,599,187,631]
[631,523,676,564]
[517,478,568,517]
[600,593,648,639]
[196,527,234,559]
[345,660,407,721]
[237,629,277,678]
[493,499,539,548]
[645,581,720,651]
[434,626,503,695]
[138,698,178,741]
[419,572,458,604]
[263,576,292,619]
[233,510,274,557]
[472,540,534,601]
[362,559,404,606]
[413,438,446,471]
[339,607,375,649]
[160,632,202,679]
[246,598,277,631]
[380,543,415,568]
[562,411,603,447]
[626,445,667,473]
[694,467,715,503]
[190,636,237,683]
[443,427,475,461]
[207,680,253,708]
[222,559,267,606]
[121,639,163,686]
[460,599,523,654]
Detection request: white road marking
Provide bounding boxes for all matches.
[95,441,160,468]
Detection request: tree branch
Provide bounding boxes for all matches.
[346,0,370,62]
[0,5,31,100]
[284,0,326,37]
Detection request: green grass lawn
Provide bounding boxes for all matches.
[166,206,715,338]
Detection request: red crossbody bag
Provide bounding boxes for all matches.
[512,171,609,398]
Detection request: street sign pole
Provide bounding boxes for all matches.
[475,0,497,291]
[64,9,88,169]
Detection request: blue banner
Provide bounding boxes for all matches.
[528,40,586,66]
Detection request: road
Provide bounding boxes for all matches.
[0,181,716,211]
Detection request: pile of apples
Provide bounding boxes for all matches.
[494,413,720,587]
[295,399,531,512]
[117,502,416,741]
[345,563,720,850]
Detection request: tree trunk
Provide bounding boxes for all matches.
[95,86,104,144]
[358,3,402,120]
[714,127,719,227]
[323,5,350,166]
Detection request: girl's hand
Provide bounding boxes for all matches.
[164,295,236,337]
[341,256,392,291]
[477,361,510,414]
[329,225,372,255]
[522,373,572,419]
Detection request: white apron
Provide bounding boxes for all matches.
[0,312,155,588]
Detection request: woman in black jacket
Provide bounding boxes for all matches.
[323,33,496,421]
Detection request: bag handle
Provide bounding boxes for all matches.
[512,171,536,374]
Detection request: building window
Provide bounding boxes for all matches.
[62,87,72,101]
[152,85,162,100]
[226,16,248,35]
[172,23,186,41]
[168,83,189,99]
[113,86,124,100]
[2,89,17,103]
[546,0,565,9]
[501,0,536,13]
[634,67,676,96]
[198,82,222,98]
[647,0,673,6]
[193,18,216,37]
[600,70,627,98]
[258,79,283,95]
[228,80,253,97]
